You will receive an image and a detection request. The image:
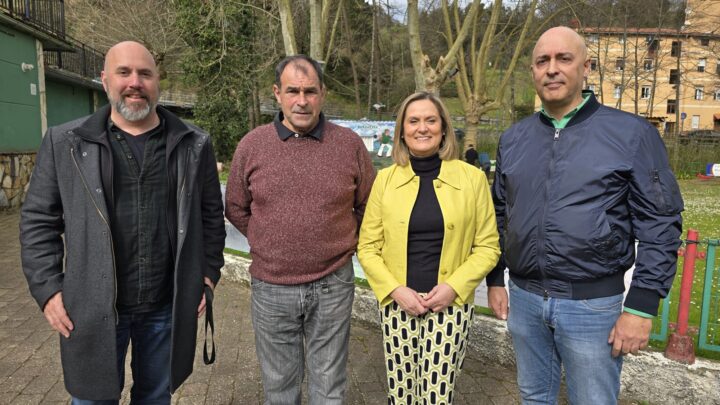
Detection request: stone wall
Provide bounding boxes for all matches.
[0,153,35,209]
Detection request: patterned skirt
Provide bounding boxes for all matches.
[379,301,474,405]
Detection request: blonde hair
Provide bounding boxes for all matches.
[391,92,459,166]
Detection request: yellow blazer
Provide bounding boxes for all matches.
[358,159,500,307]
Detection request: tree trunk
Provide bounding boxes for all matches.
[407,0,426,92]
[367,0,377,113]
[375,6,381,106]
[309,0,323,60]
[324,0,344,63]
[252,80,261,129]
[278,0,297,55]
[597,27,607,104]
[618,21,627,109]
[341,3,361,112]
[633,34,639,115]
[464,103,481,152]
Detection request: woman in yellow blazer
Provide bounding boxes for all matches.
[358,92,500,404]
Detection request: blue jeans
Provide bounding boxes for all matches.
[71,304,172,405]
[251,261,355,405]
[507,280,623,405]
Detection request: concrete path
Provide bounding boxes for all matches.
[0,210,522,404]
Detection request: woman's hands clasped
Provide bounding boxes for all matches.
[390,286,428,316]
[390,283,458,316]
[423,283,457,313]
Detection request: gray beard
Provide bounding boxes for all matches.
[110,95,155,122]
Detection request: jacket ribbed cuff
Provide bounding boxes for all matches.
[485,264,506,287]
[623,287,662,316]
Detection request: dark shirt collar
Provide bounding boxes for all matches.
[108,115,165,138]
[273,111,325,141]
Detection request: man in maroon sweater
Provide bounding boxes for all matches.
[225,55,375,404]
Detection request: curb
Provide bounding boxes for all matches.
[222,254,720,404]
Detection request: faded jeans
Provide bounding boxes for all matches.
[251,261,355,405]
[71,303,172,405]
[508,280,623,405]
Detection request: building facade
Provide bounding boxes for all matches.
[0,0,106,208]
[536,0,720,135]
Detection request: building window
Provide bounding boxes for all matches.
[669,69,679,84]
[614,85,622,99]
[671,41,681,57]
[691,115,700,129]
[667,99,676,114]
[699,58,707,72]
[644,59,654,71]
[619,35,626,44]
[587,84,596,94]
[590,58,598,71]
[616,58,625,71]
[647,38,659,53]
[701,37,710,46]
[715,89,720,101]
[641,86,652,99]
[695,87,704,100]
[716,61,720,75]
[588,34,599,43]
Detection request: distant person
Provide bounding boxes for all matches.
[225,54,375,404]
[377,128,393,157]
[20,41,225,403]
[478,151,492,178]
[487,26,683,404]
[465,144,479,166]
[358,92,500,404]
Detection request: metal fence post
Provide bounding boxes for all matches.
[664,229,699,364]
[698,240,719,352]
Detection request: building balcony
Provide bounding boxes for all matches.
[1,0,104,86]
[43,37,104,85]
[0,0,66,42]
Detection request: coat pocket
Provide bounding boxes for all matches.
[651,168,684,215]
[588,207,628,263]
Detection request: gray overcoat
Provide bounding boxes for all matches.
[19,105,226,400]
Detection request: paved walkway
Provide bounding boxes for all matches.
[0,210,523,404]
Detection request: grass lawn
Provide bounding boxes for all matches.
[655,178,720,358]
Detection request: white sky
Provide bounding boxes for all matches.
[364,1,516,23]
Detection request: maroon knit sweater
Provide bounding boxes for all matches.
[225,120,376,284]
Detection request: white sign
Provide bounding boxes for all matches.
[712,164,720,177]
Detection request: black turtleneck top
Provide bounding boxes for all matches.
[407,154,445,293]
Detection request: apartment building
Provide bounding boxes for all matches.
[539,0,720,134]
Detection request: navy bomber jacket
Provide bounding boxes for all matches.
[486,93,683,316]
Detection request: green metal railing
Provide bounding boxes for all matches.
[651,293,672,342]
[0,0,66,39]
[698,239,720,352]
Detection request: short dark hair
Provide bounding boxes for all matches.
[274,55,324,88]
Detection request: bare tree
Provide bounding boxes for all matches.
[407,0,481,94]
[277,0,343,61]
[66,0,186,79]
[407,0,539,146]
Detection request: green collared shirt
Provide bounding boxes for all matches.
[539,93,591,129]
